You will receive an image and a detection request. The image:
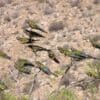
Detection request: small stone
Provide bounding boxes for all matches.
[11,11,19,19]
[44,5,54,15]
[5,0,12,4]
[22,19,30,30]
[49,21,64,32]
[4,16,11,22]
[68,0,80,7]
[0,0,6,7]
[93,0,100,4]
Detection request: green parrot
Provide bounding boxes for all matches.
[35,61,58,77]
[24,29,45,38]
[0,50,11,59]
[28,44,48,55]
[47,50,60,64]
[58,47,100,61]
[14,59,34,74]
[16,36,38,44]
[27,20,47,33]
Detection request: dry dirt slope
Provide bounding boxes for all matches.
[0,0,100,100]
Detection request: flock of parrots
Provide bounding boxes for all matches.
[0,19,100,92]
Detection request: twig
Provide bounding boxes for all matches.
[8,67,17,82]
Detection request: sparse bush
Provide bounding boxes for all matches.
[48,88,77,100]
[21,95,30,100]
[0,92,17,100]
[86,62,100,78]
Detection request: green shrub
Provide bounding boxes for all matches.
[86,62,100,78]
[0,92,17,100]
[48,88,77,100]
[21,95,30,100]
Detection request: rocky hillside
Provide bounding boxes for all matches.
[0,0,100,100]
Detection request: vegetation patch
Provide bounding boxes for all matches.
[48,88,77,100]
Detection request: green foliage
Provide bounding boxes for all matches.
[54,69,65,76]
[85,62,100,99]
[21,95,30,100]
[0,93,30,100]
[0,92,17,100]
[0,80,7,92]
[86,80,99,100]
[87,83,98,93]
[48,88,77,100]
[86,62,100,78]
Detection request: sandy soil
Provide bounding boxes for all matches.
[0,0,100,100]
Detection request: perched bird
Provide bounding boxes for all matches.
[14,59,34,74]
[0,80,8,92]
[28,44,48,55]
[16,36,38,44]
[24,29,45,38]
[35,61,58,77]
[27,20,47,33]
[58,47,100,61]
[47,50,60,64]
[90,35,100,49]
[0,50,11,59]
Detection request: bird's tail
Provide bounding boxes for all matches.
[52,72,58,77]
[53,58,60,64]
[89,55,100,60]
[37,27,48,33]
